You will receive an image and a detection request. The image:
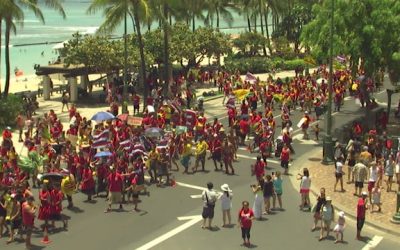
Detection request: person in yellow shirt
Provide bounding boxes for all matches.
[148,146,160,182]
[162,104,172,125]
[180,137,193,174]
[193,137,208,172]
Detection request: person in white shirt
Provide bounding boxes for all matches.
[334,157,345,192]
[368,162,378,203]
[219,184,233,227]
[201,182,218,229]
[297,168,311,209]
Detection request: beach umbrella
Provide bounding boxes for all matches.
[91,111,115,122]
[117,113,129,121]
[41,172,64,181]
[94,151,112,158]
[145,127,163,138]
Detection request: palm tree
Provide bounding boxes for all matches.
[204,0,238,30]
[87,0,150,110]
[2,0,65,97]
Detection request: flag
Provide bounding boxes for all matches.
[185,109,197,129]
[92,137,109,149]
[225,95,236,109]
[93,129,109,140]
[245,72,258,84]
[233,89,250,101]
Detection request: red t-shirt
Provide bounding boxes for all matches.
[357,198,366,219]
[239,208,254,228]
[108,173,123,192]
[281,148,290,161]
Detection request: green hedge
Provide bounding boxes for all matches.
[224,56,308,74]
[0,94,23,127]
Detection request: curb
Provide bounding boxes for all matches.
[289,147,400,237]
[203,94,223,102]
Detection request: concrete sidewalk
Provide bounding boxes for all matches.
[293,148,400,236]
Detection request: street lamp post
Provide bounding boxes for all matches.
[322,0,335,165]
[122,9,129,114]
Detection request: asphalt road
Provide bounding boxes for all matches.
[2,87,400,250]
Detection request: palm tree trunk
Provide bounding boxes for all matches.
[163,3,171,96]
[4,19,11,97]
[259,3,267,56]
[0,19,2,96]
[253,14,257,33]
[247,14,251,32]
[216,9,220,30]
[133,8,147,111]
[192,15,195,32]
[264,7,272,55]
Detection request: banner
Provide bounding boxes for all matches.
[127,116,143,126]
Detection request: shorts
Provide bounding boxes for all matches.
[264,195,272,200]
[355,181,364,188]
[8,219,22,230]
[202,205,215,219]
[300,188,310,194]
[281,160,289,169]
[356,218,365,230]
[108,192,122,205]
[49,214,62,221]
[313,211,322,220]
[367,181,375,192]
[335,172,343,179]
[212,152,221,162]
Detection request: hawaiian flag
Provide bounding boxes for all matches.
[185,109,197,129]
[245,72,258,84]
[119,139,132,151]
[93,129,109,140]
[91,137,109,149]
[130,143,147,157]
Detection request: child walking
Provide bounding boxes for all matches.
[333,211,346,243]
[371,184,381,213]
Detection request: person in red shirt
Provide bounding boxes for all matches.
[22,196,36,249]
[240,100,249,115]
[239,118,249,146]
[50,185,67,229]
[253,156,265,182]
[105,166,124,213]
[280,144,290,175]
[356,192,368,240]
[132,93,140,115]
[38,181,51,230]
[80,164,95,201]
[238,201,254,247]
[210,134,223,171]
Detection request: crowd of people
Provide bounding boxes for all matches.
[0,63,395,248]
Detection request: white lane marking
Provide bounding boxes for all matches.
[190,194,203,199]
[361,235,383,250]
[176,181,207,191]
[136,215,203,250]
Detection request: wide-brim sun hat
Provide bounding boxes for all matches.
[221,184,231,192]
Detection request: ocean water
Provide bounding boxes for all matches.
[0,0,259,81]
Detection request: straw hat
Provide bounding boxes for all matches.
[220,184,232,192]
[326,196,332,201]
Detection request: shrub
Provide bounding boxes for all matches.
[224,56,308,74]
[0,94,24,127]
